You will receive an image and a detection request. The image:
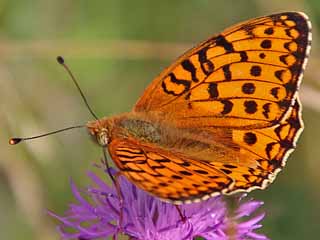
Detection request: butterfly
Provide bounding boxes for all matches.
[87,12,312,204]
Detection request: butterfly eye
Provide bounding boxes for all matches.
[97,130,109,147]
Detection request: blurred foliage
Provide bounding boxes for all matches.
[1,0,320,239]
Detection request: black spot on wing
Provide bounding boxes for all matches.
[244,100,258,114]
[242,83,255,94]
[262,103,271,119]
[270,87,280,99]
[259,53,266,59]
[240,51,248,62]
[244,132,257,145]
[223,65,232,80]
[180,161,191,167]
[250,65,262,77]
[154,158,171,163]
[171,175,183,180]
[181,59,198,83]
[179,170,193,176]
[198,47,215,75]
[223,164,237,169]
[194,169,209,175]
[208,82,219,98]
[264,27,274,35]
[220,100,233,114]
[261,39,272,49]
[265,142,276,159]
[274,70,285,81]
[162,73,191,96]
[215,35,234,52]
[220,168,232,174]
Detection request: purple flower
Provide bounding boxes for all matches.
[49,169,268,240]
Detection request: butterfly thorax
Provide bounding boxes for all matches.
[87,112,172,147]
[87,112,238,162]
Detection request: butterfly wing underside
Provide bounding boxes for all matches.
[108,12,311,203]
[108,138,234,203]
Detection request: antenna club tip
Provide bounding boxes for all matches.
[9,138,22,145]
[57,56,65,64]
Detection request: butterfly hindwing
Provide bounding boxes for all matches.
[108,138,234,203]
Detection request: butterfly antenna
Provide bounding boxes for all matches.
[56,56,99,120]
[9,125,85,145]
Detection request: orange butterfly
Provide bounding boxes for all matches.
[89,12,310,204]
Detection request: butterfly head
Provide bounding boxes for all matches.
[87,119,111,147]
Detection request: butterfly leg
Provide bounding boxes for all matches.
[102,148,124,238]
[174,205,187,222]
[102,148,116,184]
[114,171,125,233]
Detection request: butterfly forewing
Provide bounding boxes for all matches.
[134,12,311,129]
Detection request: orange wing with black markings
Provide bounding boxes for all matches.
[134,12,311,129]
[108,138,234,203]
[88,12,311,204]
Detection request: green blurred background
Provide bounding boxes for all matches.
[1,0,320,239]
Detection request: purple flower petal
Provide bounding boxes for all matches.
[236,200,264,218]
[50,169,268,239]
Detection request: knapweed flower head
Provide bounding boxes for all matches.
[49,169,268,240]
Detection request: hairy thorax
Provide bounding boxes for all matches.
[88,112,239,163]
